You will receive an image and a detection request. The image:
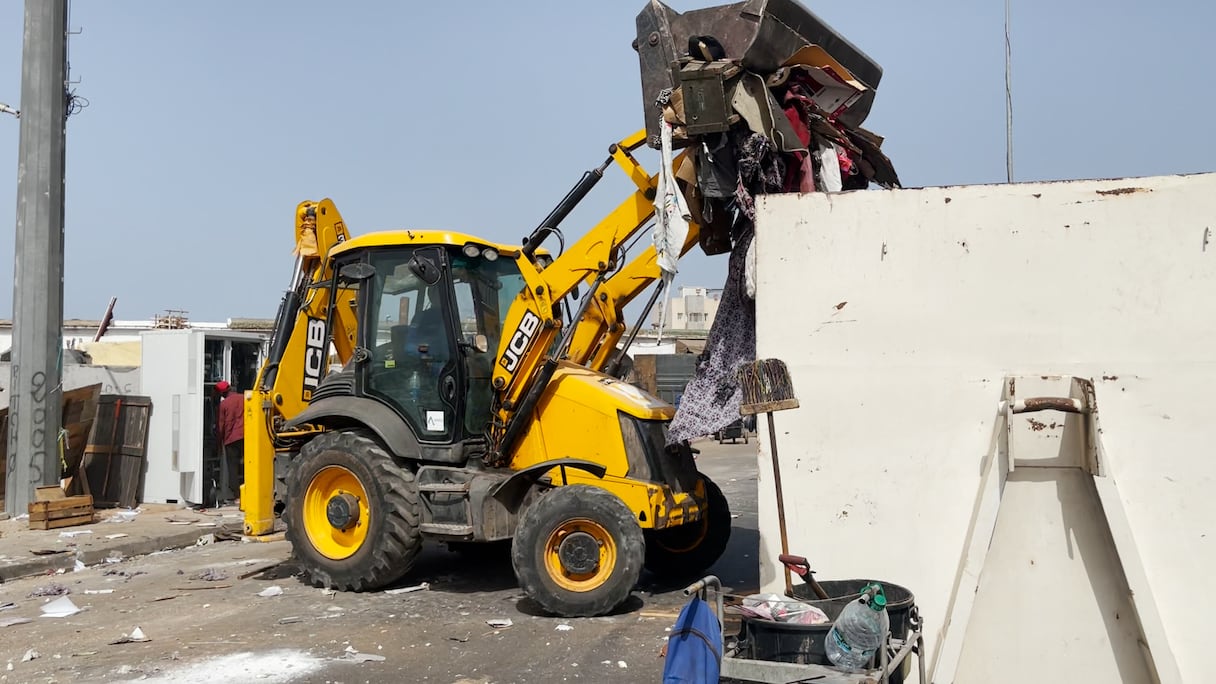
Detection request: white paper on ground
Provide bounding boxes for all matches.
[39,596,81,618]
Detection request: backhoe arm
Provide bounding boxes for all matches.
[486,130,699,464]
[243,199,353,535]
[564,220,702,374]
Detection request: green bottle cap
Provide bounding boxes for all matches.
[870,593,887,611]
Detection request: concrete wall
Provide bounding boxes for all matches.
[753,174,1216,683]
[0,363,141,409]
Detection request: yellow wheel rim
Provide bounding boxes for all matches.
[303,466,370,560]
[544,518,617,592]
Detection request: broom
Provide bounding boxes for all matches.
[737,359,828,600]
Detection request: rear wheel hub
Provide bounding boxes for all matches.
[557,531,601,575]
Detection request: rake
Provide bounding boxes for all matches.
[737,358,828,600]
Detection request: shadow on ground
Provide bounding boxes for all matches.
[257,521,759,608]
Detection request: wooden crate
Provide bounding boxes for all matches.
[28,486,95,530]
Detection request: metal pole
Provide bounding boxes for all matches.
[6,0,69,516]
[1004,0,1014,183]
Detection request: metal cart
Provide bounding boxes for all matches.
[684,576,928,684]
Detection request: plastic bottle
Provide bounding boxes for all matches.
[824,583,890,672]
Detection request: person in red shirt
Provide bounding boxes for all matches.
[215,381,245,506]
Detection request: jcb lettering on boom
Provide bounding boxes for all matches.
[302,317,327,400]
[500,311,541,373]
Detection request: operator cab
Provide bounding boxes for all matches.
[316,242,524,453]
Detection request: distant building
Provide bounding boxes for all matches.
[653,286,722,332]
[0,314,274,360]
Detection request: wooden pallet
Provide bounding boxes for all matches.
[28,486,95,530]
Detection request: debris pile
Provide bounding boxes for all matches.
[635,0,898,443]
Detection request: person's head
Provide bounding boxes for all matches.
[216,380,231,396]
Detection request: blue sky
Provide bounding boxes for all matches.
[1,1,1213,323]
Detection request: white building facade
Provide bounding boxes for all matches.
[653,286,722,331]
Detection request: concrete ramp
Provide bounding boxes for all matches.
[954,467,1152,682]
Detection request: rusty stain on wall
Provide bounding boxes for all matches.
[1096,187,1150,197]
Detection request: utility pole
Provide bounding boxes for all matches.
[6,0,69,516]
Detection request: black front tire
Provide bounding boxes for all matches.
[511,485,644,617]
[284,429,422,591]
[644,476,732,578]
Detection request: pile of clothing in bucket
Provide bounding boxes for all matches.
[660,34,900,445]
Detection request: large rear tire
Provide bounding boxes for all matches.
[643,476,732,578]
[284,429,421,591]
[511,485,644,617]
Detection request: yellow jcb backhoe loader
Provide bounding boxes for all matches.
[240,130,731,617]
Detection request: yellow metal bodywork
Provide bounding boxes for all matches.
[244,129,709,541]
[509,362,702,530]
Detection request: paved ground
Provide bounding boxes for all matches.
[0,438,758,683]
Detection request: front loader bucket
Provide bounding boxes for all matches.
[634,0,883,146]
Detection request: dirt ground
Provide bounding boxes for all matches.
[0,440,759,683]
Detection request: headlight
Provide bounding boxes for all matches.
[462,243,482,258]
[482,248,499,262]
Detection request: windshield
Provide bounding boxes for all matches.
[449,251,525,435]
[364,246,525,442]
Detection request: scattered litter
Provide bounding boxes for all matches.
[0,618,31,628]
[5,662,11,671]
[105,551,124,563]
[733,593,830,625]
[618,661,628,669]
[486,618,513,629]
[28,583,70,597]
[192,568,230,582]
[321,588,336,597]
[555,624,573,632]
[84,589,114,595]
[149,595,179,603]
[104,533,129,540]
[105,510,141,523]
[0,603,15,612]
[448,634,470,643]
[110,626,150,644]
[258,586,284,598]
[29,549,68,556]
[39,596,81,618]
[384,582,429,595]
[237,560,284,580]
[171,584,232,591]
[278,616,303,625]
[340,646,385,663]
[74,559,86,572]
[20,649,37,663]
[165,515,198,525]
[731,514,740,519]
[195,533,215,546]
[195,522,218,528]
[102,568,146,581]
[58,530,93,538]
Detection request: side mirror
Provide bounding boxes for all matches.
[408,252,442,286]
